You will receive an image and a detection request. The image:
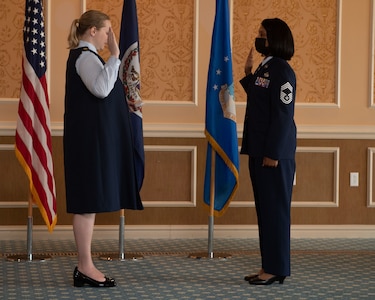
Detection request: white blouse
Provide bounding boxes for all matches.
[75,40,121,99]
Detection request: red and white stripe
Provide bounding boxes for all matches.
[15,51,57,232]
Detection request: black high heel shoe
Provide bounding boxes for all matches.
[244,274,259,281]
[73,267,116,287]
[249,275,286,285]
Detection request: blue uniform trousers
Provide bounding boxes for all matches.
[249,157,295,276]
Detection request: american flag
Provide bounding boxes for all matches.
[15,0,57,232]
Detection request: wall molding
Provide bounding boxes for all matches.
[0,224,374,241]
[2,123,375,139]
[294,146,340,207]
[370,0,375,108]
[142,145,197,207]
[368,147,375,207]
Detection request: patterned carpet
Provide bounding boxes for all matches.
[1,238,375,299]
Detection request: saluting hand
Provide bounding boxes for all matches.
[108,27,120,58]
[244,47,255,75]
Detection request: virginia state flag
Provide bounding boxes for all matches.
[119,0,145,190]
[204,0,239,217]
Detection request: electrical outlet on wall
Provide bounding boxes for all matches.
[350,172,359,187]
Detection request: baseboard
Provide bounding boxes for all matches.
[0,224,374,241]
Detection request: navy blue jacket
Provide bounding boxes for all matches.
[240,57,297,160]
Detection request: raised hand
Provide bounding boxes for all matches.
[244,47,255,75]
[107,27,120,58]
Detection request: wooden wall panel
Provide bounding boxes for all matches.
[294,151,335,203]
[141,146,196,206]
[0,0,375,229]
[293,147,339,206]
[1,136,375,227]
[368,148,375,207]
[0,144,28,203]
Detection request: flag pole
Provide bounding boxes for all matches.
[189,0,235,260]
[9,0,57,261]
[188,147,231,260]
[8,195,36,261]
[26,194,33,261]
[99,209,143,261]
[6,194,51,262]
[118,209,125,260]
[99,0,145,262]
[208,147,216,259]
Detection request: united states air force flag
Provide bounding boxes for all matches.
[204,0,239,217]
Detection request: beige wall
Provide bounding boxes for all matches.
[3,0,375,128]
[0,0,375,228]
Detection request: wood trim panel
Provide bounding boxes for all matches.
[368,147,375,207]
[141,145,197,207]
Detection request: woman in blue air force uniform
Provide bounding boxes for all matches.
[240,18,296,285]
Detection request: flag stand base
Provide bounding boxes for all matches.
[99,252,144,261]
[188,252,231,259]
[6,215,52,262]
[189,214,232,259]
[6,254,52,262]
[99,215,144,261]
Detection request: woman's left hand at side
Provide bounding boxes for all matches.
[262,157,279,168]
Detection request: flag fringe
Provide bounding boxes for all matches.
[15,146,57,233]
[204,129,239,217]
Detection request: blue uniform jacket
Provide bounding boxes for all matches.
[240,57,297,160]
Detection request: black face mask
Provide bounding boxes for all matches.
[255,37,269,55]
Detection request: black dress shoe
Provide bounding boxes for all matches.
[244,274,259,281]
[73,267,116,287]
[249,275,286,285]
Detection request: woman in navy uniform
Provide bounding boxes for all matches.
[64,10,143,287]
[240,18,296,285]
